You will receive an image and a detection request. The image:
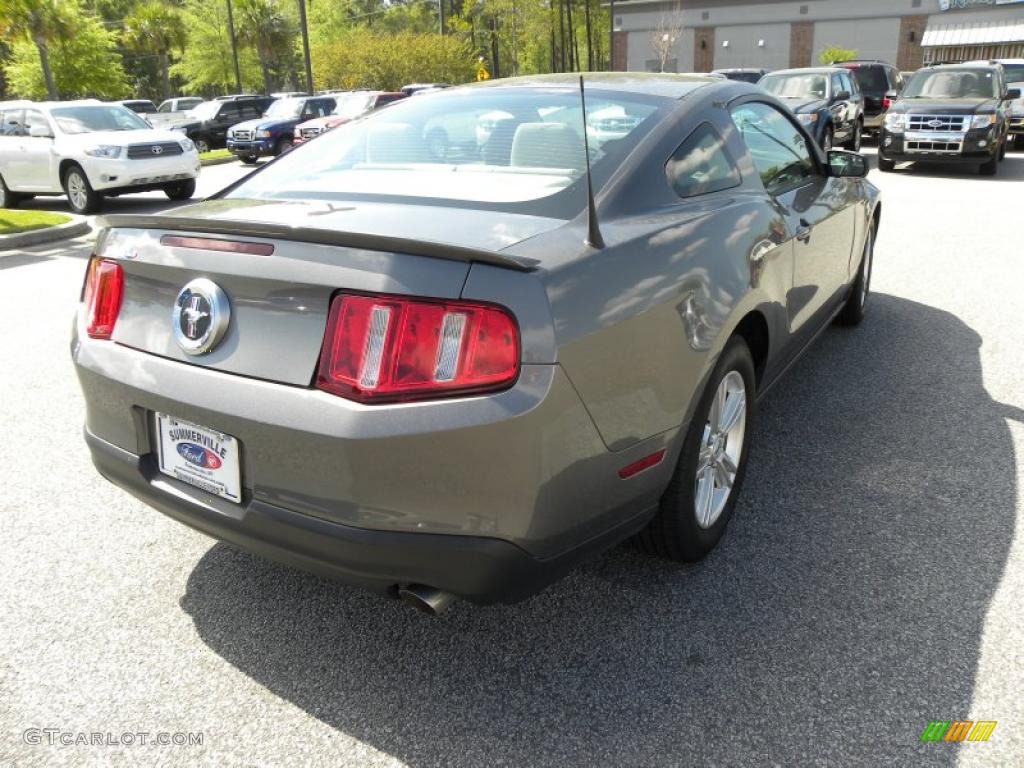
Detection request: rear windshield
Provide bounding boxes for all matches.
[51,106,150,134]
[226,87,664,218]
[845,66,888,93]
[1002,63,1024,83]
[903,68,998,99]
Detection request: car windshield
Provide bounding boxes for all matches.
[846,66,888,92]
[759,73,828,99]
[188,101,220,120]
[264,98,304,119]
[720,71,762,84]
[333,94,374,118]
[903,69,998,99]
[123,101,156,113]
[226,87,663,217]
[50,105,150,134]
[1002,63,1024,84]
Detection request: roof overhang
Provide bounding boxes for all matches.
[922,19,1024,47]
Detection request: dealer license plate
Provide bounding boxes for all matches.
[156,413,241,503]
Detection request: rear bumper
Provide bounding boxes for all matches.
[863,112,884,130]
[1009,116,1024,135]
[85,428,653,603]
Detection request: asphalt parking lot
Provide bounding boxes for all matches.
[2,148,1023,767]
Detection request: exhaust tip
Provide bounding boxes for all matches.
[398,584,455,615]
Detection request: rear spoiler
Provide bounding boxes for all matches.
[97,213,539,272]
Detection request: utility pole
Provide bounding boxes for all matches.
[226,0,242,92]
[297,0,314,93]
[608,0,615,70]
[439,0,445,35]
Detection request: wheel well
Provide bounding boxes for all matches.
[871,202,881,231]
[58,159,82,185]
[732,311,770,386]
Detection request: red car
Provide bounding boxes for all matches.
[293,91,406,144]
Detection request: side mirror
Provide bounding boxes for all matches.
[835,90,851,101]
[1005,88,1021,101]
[827,149,868,178]
[29,125,53,138]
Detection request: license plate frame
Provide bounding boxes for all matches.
[155,413,242,503]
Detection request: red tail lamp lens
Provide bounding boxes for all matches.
[83,257,124,339]
[317,293,520,403]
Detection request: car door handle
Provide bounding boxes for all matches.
[795,219,812,244]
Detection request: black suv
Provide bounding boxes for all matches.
[172,96,274,153]
[757,67,865,150]
[879,63,1019,176]
[837,60,904,135]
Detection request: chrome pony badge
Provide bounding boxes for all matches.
[172,278,230,355]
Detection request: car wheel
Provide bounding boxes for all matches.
[240,155,259,165]
[636,337,755,562]
[275,137,293,156]
[979,153,998,176]
[0,173,23,209]
[877,155,895,172]
[62,165,101,214]
[195,138,210,154]
[164,179,196,201]
[997,138,1006,161]
[836,222,875,327]
[822,126,834,151]
[844,120,862,151]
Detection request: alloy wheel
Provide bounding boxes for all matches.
[694,370,747,529]
[67,172,88,211]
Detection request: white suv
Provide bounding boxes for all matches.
[0,100,200,214]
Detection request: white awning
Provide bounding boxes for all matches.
[922,20,1024,47]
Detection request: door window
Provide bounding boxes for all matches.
[731,102,816,195]
[239,104,262,120]
[831,74,844,97]
[218,104,241,123]
[665,122,741,199]
[1,109,25,136]
[23,109,50,137]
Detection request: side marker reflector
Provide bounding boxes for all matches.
[618,449,667,479]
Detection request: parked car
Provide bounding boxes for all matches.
[292,91,406,145]
[73,74,879,612]
[213,94,261,101]
[270,91,308,99]
[712,68,769,84]
[0,100,199,213]
[836,60,904,136]
[157,97,203,113]
[758,67,864,150]
[965,59,1024,147]
[172,96,274,153]
[226,95,336,162]
[879,62,1018,175]
[401,83,451,96]
[118,99,158,115]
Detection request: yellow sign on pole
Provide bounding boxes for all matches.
[476,65,490,81]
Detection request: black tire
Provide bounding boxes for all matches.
[843,120,863,151]
[164,179,196,201]
[62,164,101,214]
[636,337,756,562]
[275,136,293,156]
[240,155,259,165]
[836,221,875,327]
[998,137,1006,161]
[0,173,23,208]
[877,155,895,172]
[979,153,998,176]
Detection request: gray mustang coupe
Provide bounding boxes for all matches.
[74,74,879,613]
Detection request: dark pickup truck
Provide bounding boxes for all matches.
[879,63,1019,176]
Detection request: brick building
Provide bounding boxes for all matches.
[611,0,1024,73]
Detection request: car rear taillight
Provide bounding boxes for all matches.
[882,96,892,109]
[83,257,124,339]
[317,293,519,403]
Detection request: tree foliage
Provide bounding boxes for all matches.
[122,1,188,100]
[819,45,857,65]
[170,0,263,95]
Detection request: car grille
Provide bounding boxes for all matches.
[907,114,968,132]
[233,129,254,141]
[126,142,184,159]
[1010,116,1024,128]
[300,127,321,139]
[906,139,963,154]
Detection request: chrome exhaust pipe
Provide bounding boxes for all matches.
[398,584,455,615]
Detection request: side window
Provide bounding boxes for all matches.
[2,109,26,136]
[317,99,334,117]
[842,72,857,96]
[23,109,50,137]
[665,122,741,199]
[240,104,261,119]
[831,74,844,97]
[730,102,815,196]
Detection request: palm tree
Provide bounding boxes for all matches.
[234,0,296,94]
[122,1,188,101]
[0,0,73,100]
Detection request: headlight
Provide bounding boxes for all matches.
[796,113,818,125]
[969,113,996,130]
[883,112,907,133]
[179,137,195,152]
[84,145,122,158]
[256,130,272,138]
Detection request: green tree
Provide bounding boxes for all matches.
[0,0,75,99]
[171,0,262,95]
[123,1,188,101]
[819,44,857,65]
[235,0,299,93]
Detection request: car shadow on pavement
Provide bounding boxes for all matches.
[879,151,1024,182]
[180,293,1017,766]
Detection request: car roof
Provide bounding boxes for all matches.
[765,67,848,76]
[919,62,999,72]
[469,72,720,100]
[712,68,765,73]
